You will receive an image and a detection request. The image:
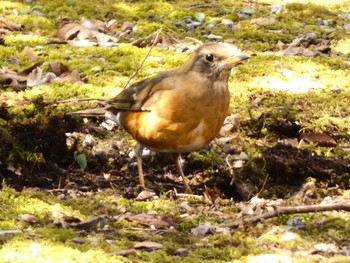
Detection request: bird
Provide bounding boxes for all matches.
[71,43,249,194]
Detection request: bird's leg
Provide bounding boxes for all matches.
[175,154,193,194]
[134,143,145,189]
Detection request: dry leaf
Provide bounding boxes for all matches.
[0,67,27,85]
[134,241,163,251]
[65,215,103,230]
[17,213,39,224]
[61,215,81,224]
[19,62,44,75]
[0,17,23,31]
[299,133,337,147]
[23,46,38,61]
[48,61,69,76]
[251,17,276,26]
[135,190,157,201]
[55,23,86,40]
[126,213,173,229]
[58,69,82,83]
[55,22,119,45]
[110,249,136,256]
[191,221,213,237]
[27,67,44,87]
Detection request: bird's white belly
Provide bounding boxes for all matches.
[174,120,206,152]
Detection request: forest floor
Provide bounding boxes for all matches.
[0,0,350,262]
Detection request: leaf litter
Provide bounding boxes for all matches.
[0,0,350,262]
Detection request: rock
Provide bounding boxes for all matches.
[250,97,262,108]
[175,248,189,257]
[251,17,275,26]
[324,19,335,26]
[239,6,255,15]
[330,86,342,93]
[317,45,331,53]
[271,3,283,14]
[316,18,324,25]
[191,221,214,237]
[314,243,339,254]
[343,23,350,30]
[134,241,163,251]
[70,237,85,244]
[340,246,350,256]
[121,21,133,32]
[194,12,205,22]
[338,13,350,20]
[223,145,237,154]
[204,33,223,40]
[222,18,234,27]
[286,216,305,229]
[17,214,39,224]
[92,149,108,161]
[206,21,216,29]
[82,134,96,148]
[135,190,158,201]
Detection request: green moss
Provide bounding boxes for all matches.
[1,0,350,261]
[0,240,125,263]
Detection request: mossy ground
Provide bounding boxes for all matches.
[1,0,350,262]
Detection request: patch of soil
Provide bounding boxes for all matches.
[0,117,73,190]
[1,117,349,201]
[221,144,350,200]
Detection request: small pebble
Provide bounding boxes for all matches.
[207,21,216,29]
[286,216,305,229]
[175,248,189,257]
[222,18,234,27]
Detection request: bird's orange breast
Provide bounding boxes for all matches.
[119,82,230,153]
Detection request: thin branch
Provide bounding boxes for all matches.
[123,29,162,89]
[43,29,161,105]
[222,203,350,229]
[257,174,269,196]
[173,187,205,200]
[42,97,109,105]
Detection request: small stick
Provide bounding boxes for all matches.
[43,29,162,105]
[221,203,350,229]
[173,188,204,200]
[123,29,162,89]
[42,97,109,105]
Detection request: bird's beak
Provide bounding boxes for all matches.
[225,54,250,67]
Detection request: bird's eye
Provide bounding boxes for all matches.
[205,53,214,62]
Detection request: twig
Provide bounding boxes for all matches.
[42,97,109,105]
[188,3,214,10]
[173,188,204,200]
[123,29,162,89]
[42,29,161,105]
[257,174,269,196]
[222,203,350,229]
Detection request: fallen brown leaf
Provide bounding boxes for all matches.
[126,213,173,229]
[58,69,83,84]
[17,213,39,224]
[299,132,337,147]
[134,241,163,251]
[251,17,276,26]
[23,46,38,62]
[0,17,22,31]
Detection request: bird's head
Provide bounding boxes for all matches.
[185,43,250,81]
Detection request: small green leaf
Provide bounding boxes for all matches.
[240,6,255,15]
[194,12,205,22]
[76,153,87,170]
[90,65,103,72]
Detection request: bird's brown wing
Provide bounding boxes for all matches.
[69,71,176,117]
[107,70,176,113]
